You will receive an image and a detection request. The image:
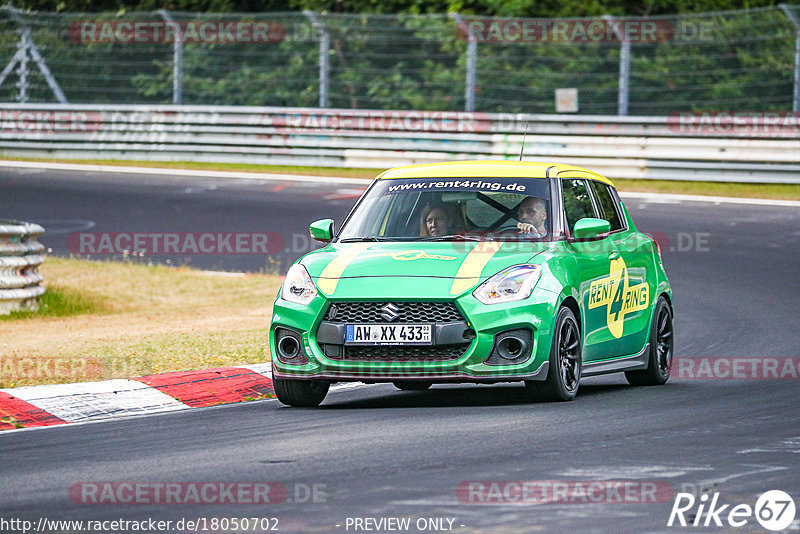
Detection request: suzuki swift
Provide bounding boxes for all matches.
[270,161,673,406]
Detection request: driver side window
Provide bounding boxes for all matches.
[561,178,596,232]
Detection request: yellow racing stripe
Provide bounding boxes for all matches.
[449,241,504,295]
[316,243,371,295]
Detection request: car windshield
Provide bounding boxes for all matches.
[338,177,552,241]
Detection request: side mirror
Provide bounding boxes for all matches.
[309,219,334,243]
[573,218,611,240]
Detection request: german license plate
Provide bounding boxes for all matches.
[345,323,432,345]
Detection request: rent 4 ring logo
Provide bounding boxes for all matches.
[668,489,796,531]
[587,257,649,339]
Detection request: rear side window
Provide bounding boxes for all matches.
[561,178,596,231]
[588,181,624,231]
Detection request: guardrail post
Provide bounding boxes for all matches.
[159,9,183,105]
[449,13,477,112]
[465,37,477,112]
[780,4,800,113]
[0,6,68,103]
[604,15,630,116]
[16,29,29,103]
[0,220,45,315]
[304,11,329,108]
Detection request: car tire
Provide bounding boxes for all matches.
[393,381,433,391]
[273,377,329,407]
[625,296,673,386]
[525,306,582,402]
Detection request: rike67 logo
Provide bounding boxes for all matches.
[668,490,796,531]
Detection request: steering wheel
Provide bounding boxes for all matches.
[493,224,522,232]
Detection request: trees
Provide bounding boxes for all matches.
[9,0,785,16]
[1,4,795,112]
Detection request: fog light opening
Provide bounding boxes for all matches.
[278,335,300,359]
[498,336,525,360]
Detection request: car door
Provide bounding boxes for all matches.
[589,180,654,357]
[558,173,620,362]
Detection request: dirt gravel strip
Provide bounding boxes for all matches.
[0,363,274,431]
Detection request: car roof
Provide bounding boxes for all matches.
[376,160,615,187]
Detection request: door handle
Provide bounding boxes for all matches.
[609,252,620,260]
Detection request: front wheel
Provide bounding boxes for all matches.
[625,296,673,386]
[525,306,582,402]
[273,377,329,407]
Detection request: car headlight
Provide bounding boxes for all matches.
[473,264,541,305]
[282,264,317,304]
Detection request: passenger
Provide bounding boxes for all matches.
[517,197,548,237]
[419,203,454,237]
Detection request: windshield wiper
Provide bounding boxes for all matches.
[339,236,391,242]
[419,234,488,242]
[340,235,492,242]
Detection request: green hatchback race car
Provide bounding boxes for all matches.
[270,161,673,407]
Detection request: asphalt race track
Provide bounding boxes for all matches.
[0,167,363,272]
[1,166,799,533]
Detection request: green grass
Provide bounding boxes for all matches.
[1,156,798,200]
[73,328,271,380]
[0,286,103,321]
[612,178,800,201]
[0,257,281,387]
[0,156,380,179]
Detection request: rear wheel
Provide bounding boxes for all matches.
[625,296,673,386]
[525,306,582,402]
[393,381,433,391]
[273,377,329,407]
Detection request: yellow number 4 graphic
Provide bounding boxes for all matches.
[587,257,650,339]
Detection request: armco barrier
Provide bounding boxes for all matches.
[0,104,799,183]
[0,220,45,314]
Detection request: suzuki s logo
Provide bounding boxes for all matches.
[380,303,400,322]
[327,304,339,320]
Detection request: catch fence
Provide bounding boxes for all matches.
[1,6,799,114]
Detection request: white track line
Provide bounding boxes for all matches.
[1,160,797,206]
[0,160,368,185]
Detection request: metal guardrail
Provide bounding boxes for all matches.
[0,220,45,314]
[0,104,799,183]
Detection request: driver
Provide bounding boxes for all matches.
[517,197,547,237]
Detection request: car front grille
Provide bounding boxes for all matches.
[321,343,470,362]
[322,301,464,323]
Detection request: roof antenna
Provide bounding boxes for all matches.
[519,123,529,161]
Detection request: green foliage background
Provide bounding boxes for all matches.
[6,0,791,17]
[0,2,797,113]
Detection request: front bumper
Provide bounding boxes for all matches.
[270,291,558,383]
